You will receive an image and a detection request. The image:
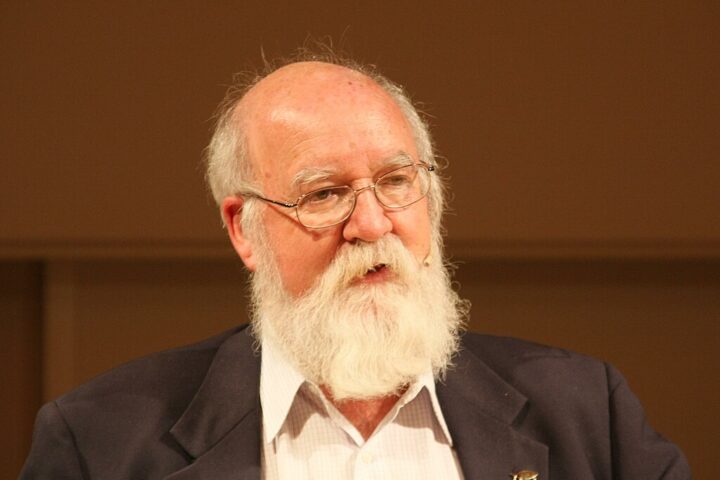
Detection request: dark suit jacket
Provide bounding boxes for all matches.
[20,325,690,479]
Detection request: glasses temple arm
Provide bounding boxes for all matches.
[240,192,297,209]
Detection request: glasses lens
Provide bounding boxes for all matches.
[376,164,430,208]
[297,186,355,228]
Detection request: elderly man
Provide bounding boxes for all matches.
[22,54,689,479]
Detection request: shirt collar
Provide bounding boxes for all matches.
[260,339,306,444]
[259,340,455,446]
[417,370,455,446]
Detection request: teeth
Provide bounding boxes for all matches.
[367,263,386,274]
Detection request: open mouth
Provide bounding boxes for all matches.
[366,263,387,274]
[354,263,393,285]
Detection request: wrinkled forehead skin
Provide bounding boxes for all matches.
[236,61,420,193]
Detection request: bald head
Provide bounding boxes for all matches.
[237,62,418,189]
[240,61,384,123]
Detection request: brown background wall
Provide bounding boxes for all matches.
[1,2,718,478]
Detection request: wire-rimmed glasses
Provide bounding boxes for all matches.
[239,163,435,229]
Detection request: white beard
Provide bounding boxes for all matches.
[249,233,467,401]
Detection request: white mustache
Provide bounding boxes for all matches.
[323,236,418,289]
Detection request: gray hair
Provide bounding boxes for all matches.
[204,49,448,238]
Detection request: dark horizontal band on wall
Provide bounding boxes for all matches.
[2,238,720,260]
[446,239,720,260]
[0,239,236,260]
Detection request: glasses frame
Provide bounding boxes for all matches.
[239,163,436,229]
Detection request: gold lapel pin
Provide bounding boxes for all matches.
[511,470,539,480]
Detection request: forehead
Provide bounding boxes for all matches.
[239,62,418,192]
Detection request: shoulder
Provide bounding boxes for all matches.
[458,332,607,382]
[454,333,615,418]
[452,333,691,478]
[58,324,252,408]
[50,324,257,444]
[459,333,650,401]
[22,325,259,478]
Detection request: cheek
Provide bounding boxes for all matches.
[269,227,342,296]
[278,250,324,294]
[392,203,433,258]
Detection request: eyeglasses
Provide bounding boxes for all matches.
[240,163,435,229]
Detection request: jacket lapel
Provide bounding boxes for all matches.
[437,345,548,479]
[163,328,548,479]
[166,327,262,480]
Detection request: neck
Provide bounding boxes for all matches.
[320,386,405,440]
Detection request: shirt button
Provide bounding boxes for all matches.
[360,452,374,464]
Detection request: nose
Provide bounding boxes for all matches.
[342,186,393,242]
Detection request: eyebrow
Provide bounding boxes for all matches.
[290,151,416,191]
[291,167,338,191]
[382,152,416,170]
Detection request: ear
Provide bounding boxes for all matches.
[221,196,257,271]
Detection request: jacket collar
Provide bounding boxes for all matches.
[166,327,262,480]
[437,341,549,479]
